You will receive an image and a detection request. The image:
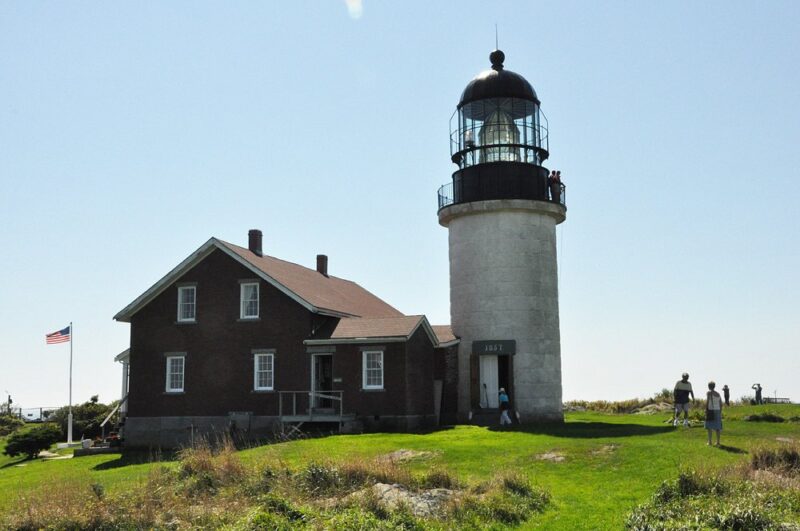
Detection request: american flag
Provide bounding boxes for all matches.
[46,326,71,344]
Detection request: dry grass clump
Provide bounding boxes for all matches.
[627,467,800,530]
[449,472,550,526]
[751,444,800,476]
[177,437,247,496]
[2,441,550,530]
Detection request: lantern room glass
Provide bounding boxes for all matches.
[450,97,549,169]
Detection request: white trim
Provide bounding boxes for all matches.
[240,282,260,319]
[305,337,408,346]
[303,317,442,347]
[362,350,384,390]
[437,339,461,348]
[253,352,274,391]
[114,348,130,363]
[177,285,196,322]
[114,239,218,322]
[165,355,185,393]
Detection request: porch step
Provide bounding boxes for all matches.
[280,413,356,423]
[470,409,507,427]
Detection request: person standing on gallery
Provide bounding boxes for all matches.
[705,381,723,446]
[673,373,695,427]
[722,384,730,406]
[499,388,512,426]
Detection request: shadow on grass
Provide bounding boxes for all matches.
[716,444,747,454]
[91,450,177,471]
[488,421,674,438]
[1,457,31,469]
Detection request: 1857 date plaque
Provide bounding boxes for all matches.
[472,340,516,355]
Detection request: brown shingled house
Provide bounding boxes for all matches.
[114,230,459,447]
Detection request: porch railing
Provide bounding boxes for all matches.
[277,391,344,421]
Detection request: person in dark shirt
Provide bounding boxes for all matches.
[673,373,695,427]
[752,383,763,405]
[722,384,730,406]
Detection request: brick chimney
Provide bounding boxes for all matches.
[316,254,328,276]
[248,229,263,257]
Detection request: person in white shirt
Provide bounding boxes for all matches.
[705,381,723,446]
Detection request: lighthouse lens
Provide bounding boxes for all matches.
[480,110,520,163]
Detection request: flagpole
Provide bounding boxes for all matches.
[67,321,73,444]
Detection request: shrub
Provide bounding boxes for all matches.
[48,395,117,440]
[455,473,549,526]
[3,423,60,459]
[0,415,24,436]
[420,469,460,489]
[237,508,295,530]
[176,438,246,495]
[299,462,343,495]
[751,445,800,475]
[626,469,796,530]
[743,413,785,422]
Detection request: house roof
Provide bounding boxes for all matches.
[219,241,402,319]
[114,348,130,362]
[304,315,439,346]
[432,325,459,347]
[114,237,403,322]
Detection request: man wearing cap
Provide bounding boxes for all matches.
[673,373,695,427]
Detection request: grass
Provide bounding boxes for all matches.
[1,404,799,529]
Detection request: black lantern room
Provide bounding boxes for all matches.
[439,50,559,210]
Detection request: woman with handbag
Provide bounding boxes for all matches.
[705,381,723,446]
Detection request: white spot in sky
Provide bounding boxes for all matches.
[345,0,363,19]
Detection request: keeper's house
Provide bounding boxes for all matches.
[114,229,459,447]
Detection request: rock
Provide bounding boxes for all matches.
[634,402,673,415]
[591,444,619,455]
[536,452,565,462]
[378,449,437,463]
[350,483,457,518]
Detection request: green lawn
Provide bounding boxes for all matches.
[2,404,799,529]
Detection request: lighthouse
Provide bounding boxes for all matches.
[437,50,566,422]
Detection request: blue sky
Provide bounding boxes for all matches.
[1,1,798,412]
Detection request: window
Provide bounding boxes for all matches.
[253,352,274,391]
[240,282,259,319]
[165,355,185,393]
[362,350,384,390]
[177,286,196,322]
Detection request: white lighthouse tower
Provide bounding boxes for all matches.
[437,50,566,422]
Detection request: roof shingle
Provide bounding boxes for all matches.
[220,240,403,318]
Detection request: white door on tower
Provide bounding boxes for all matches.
[479,355,499,408]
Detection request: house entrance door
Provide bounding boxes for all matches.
[311,354,333,411]
[479,355,499,408]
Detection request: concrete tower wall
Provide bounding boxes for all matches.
[440,199,565,421]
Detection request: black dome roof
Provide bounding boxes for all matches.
[458,50,539,108]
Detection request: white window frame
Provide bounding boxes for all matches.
[165,355,185,393]
[177,285,196,322]
[253,352,274,391]
[240,282,260,319]
[362,350,384,390]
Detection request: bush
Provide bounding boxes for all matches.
[176,438,246,496]
[0,415,24,436]
[743,413,785,423]
[420,469,460,490]
[48,395,117,440]
[626,469,797,530]
[3,423,61,459]
[299,462,343,495]
[751,445,800,475]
